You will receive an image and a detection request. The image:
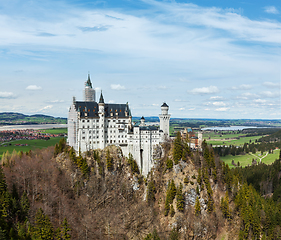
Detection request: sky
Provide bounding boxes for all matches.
[0,0,281,119]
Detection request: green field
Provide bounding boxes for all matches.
[206,136,262,146]
[0,138,63,158]
[220,149,280,168]
[0,128,67,160]
[42,128,67,134]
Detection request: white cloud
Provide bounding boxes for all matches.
[39,105,53,111]
[179,107,185,111]
[237,92,259,100]
[108,100,115,103]
[188,108,195,111]
[231,84,252,90]
[110,84,126,90]
[47,100,65,103]
[191,86,219,94]
[210,96,223,100]
[95,87,101,91]
[254,99,266,103]
[26,85,42,90]
[263,82,280,88]
[158,86,167,89]
[215,107,229,111]
[260,91,279,98]
[0,92,15,99]
[264,6,279,14]
[213,101,226,106]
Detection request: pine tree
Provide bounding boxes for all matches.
[56,218,71,240]
[169,180,177,203]
[176,183,185,212]
[164,197,170,216]
[195,196,201,216]
[147,181,156,203]
[33,208,54,240]
[170,204,175,217]
[166,158,173,169]
[197,168,202,186]
[173,132,183,164]
[106,150,113,171]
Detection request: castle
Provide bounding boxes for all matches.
[67,75,170,175]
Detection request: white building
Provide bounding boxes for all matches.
[67,75,170,176]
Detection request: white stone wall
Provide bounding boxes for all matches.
[67,104,78,151]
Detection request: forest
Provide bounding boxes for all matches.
[0,134,281,239]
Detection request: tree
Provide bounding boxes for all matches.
[147,181,156,203]
[106,149,113,171]
[176,183,184,212]
[173,132,183,164]
[170,204,175,217]
[56,218,71,240]
[166,158,173,169]
[195,196,201,216]
[33,208,54,240]
[144,229,160,240]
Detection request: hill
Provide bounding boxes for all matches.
[0,112,67,125]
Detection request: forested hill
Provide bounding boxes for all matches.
[0,112,67,125]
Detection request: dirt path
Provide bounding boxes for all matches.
[250,152,268,163]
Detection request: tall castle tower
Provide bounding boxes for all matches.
[98,92,105,149]
[159,102,170,141]
[84,74,95,102]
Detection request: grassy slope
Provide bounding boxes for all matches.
[207,136,262,146]
[220,149,280,169]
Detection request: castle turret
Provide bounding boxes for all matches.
[140,116,145,126]
[84,74,95,102]
[159,102,170,141]
[98,91,105,149]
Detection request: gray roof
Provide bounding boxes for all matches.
[139,126,158,131]
[161,102,169,107]
[75,101,130,118]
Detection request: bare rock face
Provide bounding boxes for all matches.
[153,144,163,160]
[185,188,197,207]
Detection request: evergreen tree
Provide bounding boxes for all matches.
[164,197,170,216]
[195,196,201,216]
[176,183,184,212]
[169,180,177,203]
[56,218,71,240]
[106,149,113,171]
[173,132,182,164]
[166,158,173,169]
[147,181,156,203]
[33,208,54,240]
[144,229,160,240]
[170,204,175,217]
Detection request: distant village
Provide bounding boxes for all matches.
[0,129,63,145]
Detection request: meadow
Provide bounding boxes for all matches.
[0,128,67,159]
[220,149,280,169]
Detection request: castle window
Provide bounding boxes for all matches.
[97,141,99,143]
[114,140,116,143]
[82,120,85,123]
[87,120,89,122]
[89,136,91,139]
[82,137,85,139]
[82,126,84,128]
[97,120,99,122]
[87,126,89,128]
[89,130,91,133]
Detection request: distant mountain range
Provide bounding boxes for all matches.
[0,112,67,125]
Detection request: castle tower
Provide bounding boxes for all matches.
[84,74,95,102]
[98,91,105,149]
[159,102,170,141]
[140,116,145,126]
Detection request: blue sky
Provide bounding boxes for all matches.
[0,0,280,119]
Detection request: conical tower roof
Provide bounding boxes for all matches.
[86,74,92,88]
[99,91,104,103]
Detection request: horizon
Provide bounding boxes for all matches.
[0,0,280,119]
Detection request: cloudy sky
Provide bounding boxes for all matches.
[0,0,280,119]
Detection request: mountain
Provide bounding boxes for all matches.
[0,112,67,125]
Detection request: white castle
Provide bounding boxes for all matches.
[67,75,171,175]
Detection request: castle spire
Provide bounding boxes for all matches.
[86,73,92,88]
[99,91,104,104]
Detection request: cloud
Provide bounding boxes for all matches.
[110,84,126,90]
[158,86,167,89]
[78,25,111,32]
[260,91,279,98]
[36,32,56,37]
[95,87,101,91]
[47,100,65,103]
[215,107,229,111]
[231,84,252,90]
[39,105,53,111]
[0,92,15,99]
[108,100,115,103]
[191,86,219,94]
[26,85,42,90]
[179,107,185,111]
[213,101,226,106]
[237,92,259,100]
[254,99,266,103]
[263,82,280,88]
[210,96,223,100]
[264,6,279,14]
